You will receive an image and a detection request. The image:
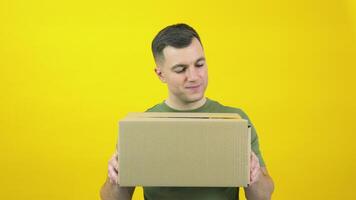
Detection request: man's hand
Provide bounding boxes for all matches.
[250,151,261,184]
[108,152,119,184]
[100,152,135,200]
[244,151,274,200]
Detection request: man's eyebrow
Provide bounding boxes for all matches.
[195,57,206,63]
[171,57,206,69]
[171,63,188,70]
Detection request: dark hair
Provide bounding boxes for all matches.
[151,23,202,63]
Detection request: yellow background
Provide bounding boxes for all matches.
[1,0,355,199]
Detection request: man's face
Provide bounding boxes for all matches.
[155,37,208,104]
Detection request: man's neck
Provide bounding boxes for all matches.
[165,97,207,111]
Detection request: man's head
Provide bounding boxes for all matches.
[151,23,208,105]
[152,23,203,64]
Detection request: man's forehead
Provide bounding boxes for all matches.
[163,38,203,54]
[161,39,205,67]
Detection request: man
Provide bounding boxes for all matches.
[100,23,274,200]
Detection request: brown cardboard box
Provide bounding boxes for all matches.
[118,112,251,187]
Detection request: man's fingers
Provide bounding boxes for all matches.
[108,152,119,184]
[250,152,259,170]
[108,169,118,183]
[109,153,119,170]
[108,162,119,183]
[112,160,119,172]
[250,169,256,183]
[252,152,260,168]
[249,151,261,184]
[252,151,259,163]
[250,168,261,184]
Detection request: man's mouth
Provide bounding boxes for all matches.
[186,84,201,89]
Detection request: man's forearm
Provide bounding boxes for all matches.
[100,178,135,200]
[244,168,274,200]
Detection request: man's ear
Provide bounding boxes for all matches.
[155,67,166,83]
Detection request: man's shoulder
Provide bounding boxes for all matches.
[209,99,246,115]
[145,102,165,112]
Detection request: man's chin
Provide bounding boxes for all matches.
[184,93,205,103]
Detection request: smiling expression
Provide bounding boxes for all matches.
[155,37,208,104]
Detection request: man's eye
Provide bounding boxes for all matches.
[196,63,204,67]
[175,67,185,73]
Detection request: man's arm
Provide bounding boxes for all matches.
[244,167,274,200]
[100,153,135,200]
[100,178,134,200]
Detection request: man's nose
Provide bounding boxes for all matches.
[186,67,199,81]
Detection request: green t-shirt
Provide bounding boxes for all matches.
[143,98,265,200]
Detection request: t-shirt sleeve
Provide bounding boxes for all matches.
[237,109,266,167]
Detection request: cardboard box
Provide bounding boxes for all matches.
[118,112,251,187]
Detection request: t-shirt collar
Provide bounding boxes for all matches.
[161,98,212,112]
